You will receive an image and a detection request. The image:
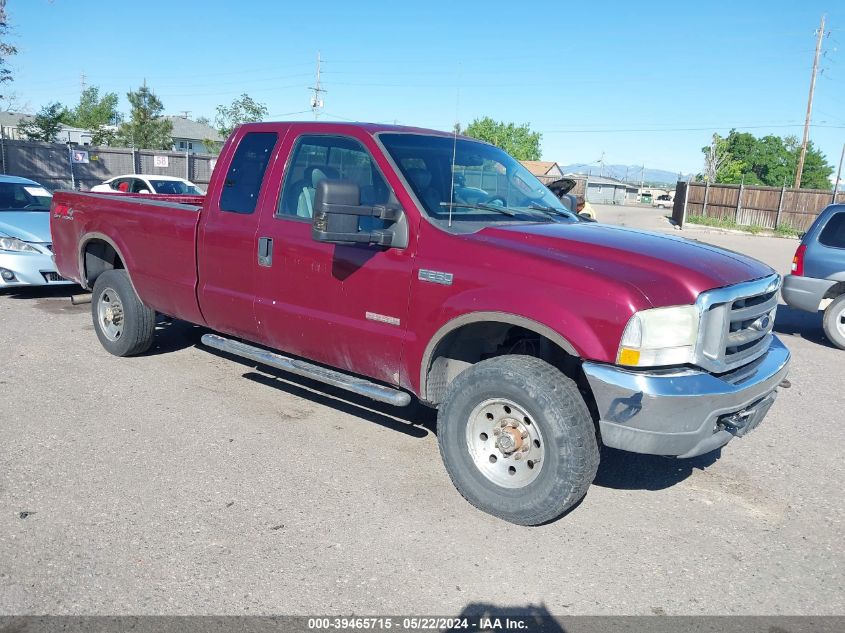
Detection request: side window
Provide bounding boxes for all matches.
[131,179,149,193]
[219,131,278,214]
[278,135,392,227]
[819,212,845,249]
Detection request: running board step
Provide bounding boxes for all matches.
[200,334,412,407]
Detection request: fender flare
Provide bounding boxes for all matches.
[419,311,580,401]
[78,231,138,294]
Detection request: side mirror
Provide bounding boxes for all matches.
[578,212,597,222]
[312,180,406,248]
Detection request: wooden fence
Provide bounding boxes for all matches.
[672,181,845,231]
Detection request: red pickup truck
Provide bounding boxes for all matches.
[51,122,790,525]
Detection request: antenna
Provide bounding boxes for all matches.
[310,51,326,119]
[447,64,462,227]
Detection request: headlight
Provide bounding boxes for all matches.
[0,237,40,253]
[617,305,700,367]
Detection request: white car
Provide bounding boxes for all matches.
[90,175,204,195]
[652,194,674,209]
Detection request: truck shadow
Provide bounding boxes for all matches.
[145,317,208,355]
[773,303,835,348]
[593,446,720,491]
[241,371,434,438]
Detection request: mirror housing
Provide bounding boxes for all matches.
[312,180,406,248]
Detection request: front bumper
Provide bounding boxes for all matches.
[0,248,73,288]
[583,336,791,458]
[782,274,835,313]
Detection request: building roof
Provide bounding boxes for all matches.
[566,173,629,187]
[521,161,561,177]
[0,111,33,127]
[166,116,223,142]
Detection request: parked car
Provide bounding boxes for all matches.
[653,194,674,209]
[782,204,845,349]
[0,175,72,288]
[50,122,790,525]
[90,175,204,195]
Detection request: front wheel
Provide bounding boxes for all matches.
[822,294,845,350]
[91,269,156,356]
[437,355,599,525]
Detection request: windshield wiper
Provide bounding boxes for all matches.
[526,202,575,219]
[439,202,518,217]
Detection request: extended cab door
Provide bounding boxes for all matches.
[253,131,415,386]
[197,127,286,339]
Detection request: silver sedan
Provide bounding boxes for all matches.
[0,175,73,288]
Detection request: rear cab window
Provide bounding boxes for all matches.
[818,212,845,248]
[219,132,278,214]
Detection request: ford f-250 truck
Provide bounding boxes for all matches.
[50,122,791,525]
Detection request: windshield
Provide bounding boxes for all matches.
[149,180,203,195]
[379,133,575,228]
[0,181,52,211]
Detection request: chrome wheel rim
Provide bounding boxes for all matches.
[466,398,545,488]
[97,287,124,341]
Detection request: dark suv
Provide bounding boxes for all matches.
[782,204,845,349]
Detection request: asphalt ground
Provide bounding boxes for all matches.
[1,205,842,615]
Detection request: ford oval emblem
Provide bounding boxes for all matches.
[751,315,771,331]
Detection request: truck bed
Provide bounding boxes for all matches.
[51,191,206,324]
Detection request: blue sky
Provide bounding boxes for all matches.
[6,0,845,175]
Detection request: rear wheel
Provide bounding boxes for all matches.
[91,269,155,356]
[822,294,845,350]
[437,355,599,526]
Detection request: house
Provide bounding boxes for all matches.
[166,116,223,154]
[0,112,93,144]
[0,111,223,153]
[520,160,564,184]
[566,173,630,205]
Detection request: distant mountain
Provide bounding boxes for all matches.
[559,163,688,185]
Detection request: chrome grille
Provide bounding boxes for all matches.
[695,274,781,373]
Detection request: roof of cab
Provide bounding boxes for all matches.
[237,120,472,140]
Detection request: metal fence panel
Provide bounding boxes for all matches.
[0,139,218,192]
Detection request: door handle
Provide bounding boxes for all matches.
[258,237,273,267]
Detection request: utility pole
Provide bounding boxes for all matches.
[80,72,86,96]
[310,51,325,119]
[598,151,605,178]
[795,14,826,189]
[833,142,845,204]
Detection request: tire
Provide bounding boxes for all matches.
[822,294,845,350]
[437,355,600,526]
[91,269,155,356]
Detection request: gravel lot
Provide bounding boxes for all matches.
[1,205,842,615]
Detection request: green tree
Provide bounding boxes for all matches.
[116,84,173,150]
[67,86,121,145]
[702,129,832,189]
[214,93,268,138]
[18,102,69,141]
[797,140,833,190]
[463,117,542,161]
[0,0,17,102]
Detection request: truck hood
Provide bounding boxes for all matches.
[476,222,775,306]
[0,211,52,243]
